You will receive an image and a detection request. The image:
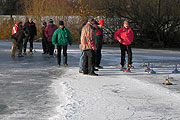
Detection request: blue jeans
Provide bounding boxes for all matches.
[79,51,84,71]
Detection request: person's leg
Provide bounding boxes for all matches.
[88,50,95,74]
[29,36,34,52]
[82,50,88,74]
[16,31,24,55]
[49,42,54,55]
[57,45,62,66]
[23,35,29,53]
[127,45,133,66]
[63,45,68,66]
[120,43,126,67]
[42,38,46,53]
[79,51,84,72]
[92,50,95,69]
[52,43,55,55]
[47,41,50,54]
[96,49,101,67]
[96,37,103,67]
[45,39,48,54]
[11,39,17,57]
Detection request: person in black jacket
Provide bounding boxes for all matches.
[41,22,48,54]
[23,17,37,54]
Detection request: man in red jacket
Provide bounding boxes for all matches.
[45,19,58,56]
[114,20,134,70]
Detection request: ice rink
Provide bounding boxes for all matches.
[0,41,180,120]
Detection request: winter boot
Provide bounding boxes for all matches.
[127,64,134,69]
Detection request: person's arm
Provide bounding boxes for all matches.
[67,29,72,45]
[34,23,37,36]
[88,27,95,50]
[130,28,134,43]
[44,25,48,38]
[22,23,27,33]
[52,29,58,45]
[114,29,122,43]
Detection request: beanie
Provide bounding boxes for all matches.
[98,19,104,26]
[49,19,53,23]
[59,21,64,25]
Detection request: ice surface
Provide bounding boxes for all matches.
[0,41,180,120]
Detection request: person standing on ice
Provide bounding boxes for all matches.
[45,19,58,57]
[80,18,98,76]
[52,20,72,67]
[41,22,48,54]
[95,19,104,69]
[114,20,134,70]
[11,22,24,57]
[23,17,37,55]
[79,18,88,73]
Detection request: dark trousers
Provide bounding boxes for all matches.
[48,41,54,55]
[42,38,48,53]
[12,31,25,54]
[57,45,67,65]
[120,43,132,67]
[82,49,94,74]
[24,35,34,52]
[95,36,103,67]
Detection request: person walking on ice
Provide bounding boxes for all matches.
[52,20,72,67]
[114,20,134,70]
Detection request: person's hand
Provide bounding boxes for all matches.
[117,37,121,43]
[92,46,95,50]
[118,39,122,43]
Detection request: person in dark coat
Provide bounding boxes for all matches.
[95,19,104,69]
[23,17,37,54]
[41,22,48,54]
[11,22,26,57]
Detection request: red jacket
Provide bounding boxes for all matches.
[45,24,58,42]
[12,22,19,35]
[114,27,134,45]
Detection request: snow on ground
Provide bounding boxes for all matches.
[0,41,180,120]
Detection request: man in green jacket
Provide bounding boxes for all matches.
[52,21,72,67]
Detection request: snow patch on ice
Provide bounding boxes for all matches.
[49,79,85,120]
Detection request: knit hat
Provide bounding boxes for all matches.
[43,21,47,26]
[49,19,53,23]
[98,19,104,26]
[59,21,64,25]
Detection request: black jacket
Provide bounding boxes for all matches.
[23,21,37,36]
[42,26,46,39]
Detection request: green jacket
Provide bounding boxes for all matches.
[52,27,72,46]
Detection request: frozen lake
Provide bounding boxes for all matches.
[0,41,180,120]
